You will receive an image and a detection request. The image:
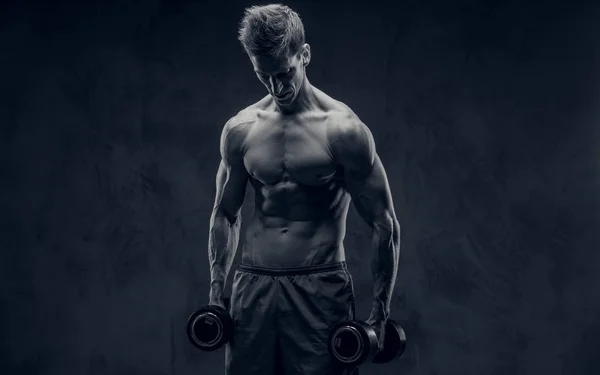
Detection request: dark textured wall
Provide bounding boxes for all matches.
[2,0,600,374]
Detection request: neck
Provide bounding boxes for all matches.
[277,77,315,115]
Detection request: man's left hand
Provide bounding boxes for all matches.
[365,314,387,352]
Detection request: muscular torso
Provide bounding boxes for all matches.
[237,96,352,267]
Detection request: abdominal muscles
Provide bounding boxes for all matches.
[242,177,351,267]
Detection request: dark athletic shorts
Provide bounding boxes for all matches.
[225,261,359,375]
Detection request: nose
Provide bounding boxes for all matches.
[269,77,283,95]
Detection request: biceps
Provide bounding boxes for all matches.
[213,160,248,222]
[347,155,394,223]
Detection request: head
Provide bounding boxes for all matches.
[238,4,311,106]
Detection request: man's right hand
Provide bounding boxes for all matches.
[209,297,230,311]
[209,299,226,309]
[209,289,225,307]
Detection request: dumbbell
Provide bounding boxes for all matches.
[186,298,232,351]
[328,319,406,367]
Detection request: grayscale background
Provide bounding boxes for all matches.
[2,0,600,374]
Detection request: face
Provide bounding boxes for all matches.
[250,44,310,106]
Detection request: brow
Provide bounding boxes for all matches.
[255,66,293,76]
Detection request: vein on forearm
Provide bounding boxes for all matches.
[208,210,241,298]
[370,211,401,317]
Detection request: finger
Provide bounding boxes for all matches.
[378,326,386,350]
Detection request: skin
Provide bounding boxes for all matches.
[207,42,400,349]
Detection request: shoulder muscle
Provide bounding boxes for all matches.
[220,111,254,164]
[328,110,376,179]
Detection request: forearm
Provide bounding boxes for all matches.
[370,212,401,319]
[208,209,241,303]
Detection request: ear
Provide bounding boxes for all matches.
[301,43,311,66]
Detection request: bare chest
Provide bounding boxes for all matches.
[243,118,338,186]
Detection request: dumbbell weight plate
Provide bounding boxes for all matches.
[328,320,379,367]
[186,304,232,351]
[372,320,407,364]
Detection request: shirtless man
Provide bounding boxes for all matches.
[207,4,400,375]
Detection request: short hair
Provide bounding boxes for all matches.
[237,4,305,58]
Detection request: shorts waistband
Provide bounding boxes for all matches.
[237,261,347,276]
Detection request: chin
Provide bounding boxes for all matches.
[274,93,295,105]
